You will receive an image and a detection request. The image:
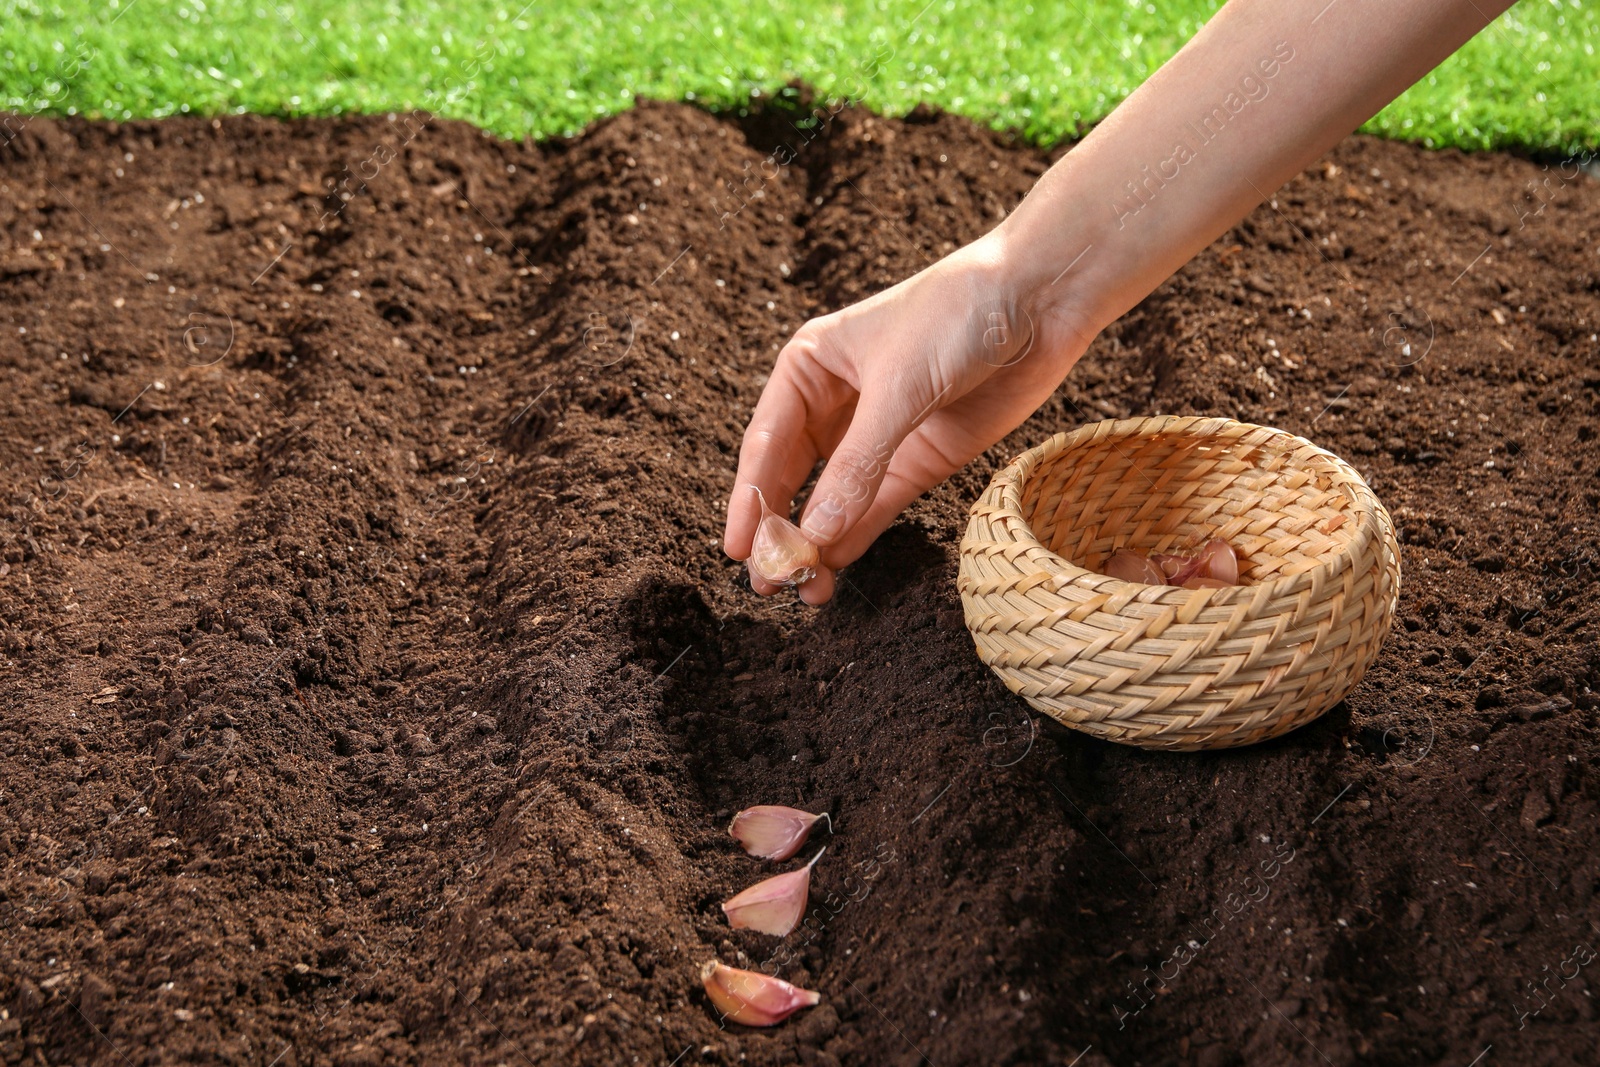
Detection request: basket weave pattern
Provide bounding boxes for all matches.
[958,416,1401,750]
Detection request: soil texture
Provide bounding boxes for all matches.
[2,99,1599,1066]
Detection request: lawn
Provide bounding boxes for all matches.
[2,0,1596,152]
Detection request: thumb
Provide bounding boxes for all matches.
[798,389,913,548]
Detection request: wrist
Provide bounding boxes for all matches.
[979,205,1115,355]
[922,228,1090,376]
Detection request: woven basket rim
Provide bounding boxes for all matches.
[991,415,1384,604]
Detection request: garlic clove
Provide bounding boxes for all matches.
[700,960,821,1027]
[1195,538,1239,584]
[1150,552,1192,580]
[1104,548,1164,585]
[728,805,832,861]
[747,486,820,587]
[1109,538,1242,589]
[721,847,825,936]
[1167,556,1208,585]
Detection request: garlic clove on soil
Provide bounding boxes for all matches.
[721,846,826,936]
[1104,548,1165,585]
[746,486,820,587]
[728,805,832,861]
[700,960,822,1027]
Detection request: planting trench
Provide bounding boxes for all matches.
[0,99,1598,1066]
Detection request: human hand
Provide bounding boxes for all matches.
[725,0,1513,607]
[723,232,1099,604]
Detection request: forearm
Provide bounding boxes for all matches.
[997,0,1515,333]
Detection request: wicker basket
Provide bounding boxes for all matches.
[958,416,1401,750]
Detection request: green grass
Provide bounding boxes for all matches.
[2,0,1596,152]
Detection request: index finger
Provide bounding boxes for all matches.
[724,361,814,561]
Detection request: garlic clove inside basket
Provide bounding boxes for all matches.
[958,416,1400,750]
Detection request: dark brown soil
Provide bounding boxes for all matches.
[1,99,1598,1067]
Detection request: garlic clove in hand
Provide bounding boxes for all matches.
[747,486,820,587]
[728,805,832,861]
[722,847,825,936]
[700,960,821,1027]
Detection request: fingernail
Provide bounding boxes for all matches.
[802,495,845,543]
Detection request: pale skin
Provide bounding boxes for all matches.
[725,0,1518,604]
